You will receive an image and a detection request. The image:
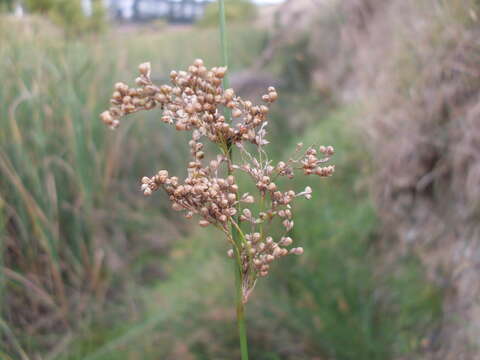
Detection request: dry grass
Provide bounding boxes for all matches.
[324,1,480,358]
[258,0,480,357]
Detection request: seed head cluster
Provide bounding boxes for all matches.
[101,59,334,303]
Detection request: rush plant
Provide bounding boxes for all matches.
[100,2,334,359]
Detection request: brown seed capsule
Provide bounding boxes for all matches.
[172,203,183,211]
[115,82,128,94]
[112,91,122,101]
[214,66,226,78]
[199,219,210,227]
[268,92,278,101]
[290,247,304,255]
[224,88,234,101]
[138,62,151,76]
[100,111,113,125]
[273,247,283,257]
[267,182,277,191]
[242,195,254,203]
[232,108,242,118]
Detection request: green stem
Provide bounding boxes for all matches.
[235,266,249,360]
[218,1,249,359]
[218,0,230,90]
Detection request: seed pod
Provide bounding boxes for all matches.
[267,182,277,191]
[115,82,128,94]
[280,237,293,246]
[273,247,283,257]
[100,111,113,125]
[215,66,226,78]
[224,88,234,101]
[138,62,151,76]
[268,91,278,101]
[199,220,210,227]
[172,203,183,211]
[290,247,304,255]
[243,209,252,218]
[232,108,242,117]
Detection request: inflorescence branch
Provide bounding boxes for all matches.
[100,59,334,303]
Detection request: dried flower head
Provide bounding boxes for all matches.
[101,59,334,303]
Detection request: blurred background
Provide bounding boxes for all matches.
[1,0,479,359]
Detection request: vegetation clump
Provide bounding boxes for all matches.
[198,0,256,27]
[22,0,105,35]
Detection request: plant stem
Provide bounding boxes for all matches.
[218,1,249,359]
[235,269,249,360]
[218,0,230,90]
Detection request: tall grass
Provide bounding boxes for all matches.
[0,16,267,357]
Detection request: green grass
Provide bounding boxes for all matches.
[259,107,441,359]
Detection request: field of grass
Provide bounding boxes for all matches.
[1,15,441,360]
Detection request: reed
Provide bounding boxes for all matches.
[98,3,335,359]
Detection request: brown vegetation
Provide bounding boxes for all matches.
[268,0,480,358]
